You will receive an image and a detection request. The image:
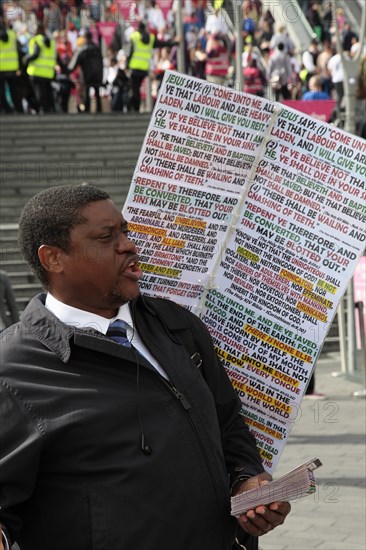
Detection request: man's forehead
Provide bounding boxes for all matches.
[77,200,127,226]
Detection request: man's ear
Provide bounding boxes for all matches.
[38,244,64,275]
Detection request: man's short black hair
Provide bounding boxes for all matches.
[18,183,110,289]
[138,21,147,33]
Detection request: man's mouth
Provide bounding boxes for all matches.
[121,256,143,279]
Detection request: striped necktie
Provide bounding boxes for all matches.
[106,319,131,348]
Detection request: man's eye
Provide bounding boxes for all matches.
[99,234,112,240]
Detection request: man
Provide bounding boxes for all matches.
[205,7,228,38]
[23,22,57,113]
[301,37,320,85]
[266,42,292,101]
[341,22,358,53]
[128,21,177,112]
[146,0,166,35]
[205,32,230,85]
[306,2,323,41]
[0,184,290,550]
[327,50,345,110]
[316,39,333,96]
[68,30,103,113]
[242,36,265,72]
[0,16,23,113]
[43,0,63,35]
[269,24,294,54]
[302,75,330,100]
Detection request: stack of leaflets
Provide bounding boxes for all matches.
[231,458,322,517]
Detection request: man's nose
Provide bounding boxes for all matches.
[116,234,136,253]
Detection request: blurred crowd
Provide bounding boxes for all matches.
[0,0,365,115]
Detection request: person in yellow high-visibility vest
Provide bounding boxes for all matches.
[23,23,57,113]
[0,17,24,113]
[127,21,178,112]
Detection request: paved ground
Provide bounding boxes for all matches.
[260,350,366,550]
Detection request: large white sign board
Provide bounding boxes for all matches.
[123,71,366,472]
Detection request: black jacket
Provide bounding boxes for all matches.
[0,294,263,549]
[68,41,103,85]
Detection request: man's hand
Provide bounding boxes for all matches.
[233,472,291,537]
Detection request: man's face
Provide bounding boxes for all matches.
[53,199,143,317]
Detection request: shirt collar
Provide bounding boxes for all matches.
[45,293,133,335]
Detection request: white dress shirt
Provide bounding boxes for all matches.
[45,293,168,378]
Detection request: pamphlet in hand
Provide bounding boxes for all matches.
[231,458,322,516]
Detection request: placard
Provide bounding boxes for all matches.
[123,71,366,472]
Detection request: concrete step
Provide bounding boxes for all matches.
[0,175,134,189]
[12,282,43,298]
[0,180,135,198]
[0,174,137,191]
[15,294,40,312]
[0,188,132,207]
[1,184,137,197]
[3,111,150,119]
[0,246,22,261]
[0,112,150,309]
[0,223,19,235]
[0,112,148,225]
[1,116,150,130]
[0,259,33,273]
[1,137,145,151]
[0,188,131,203]
[0,234,19,245]
[1,149,142,163]
[3,270,39,285]
[1,139,145,154]
[1,117,150,128]
[0,184,130,222]
[1,165,137,176]
[0,112,150,125]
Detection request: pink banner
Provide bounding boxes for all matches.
[157,0,174,19]
[96,22,118,48]
[115,0,132,23]
[282,100,336,122]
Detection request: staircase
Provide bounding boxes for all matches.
[0,112,150,309]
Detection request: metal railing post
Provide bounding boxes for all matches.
[353,301,366,398]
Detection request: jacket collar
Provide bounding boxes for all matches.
[21,293,75,363]
[20,293,200,389]
[20,293,162,365]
